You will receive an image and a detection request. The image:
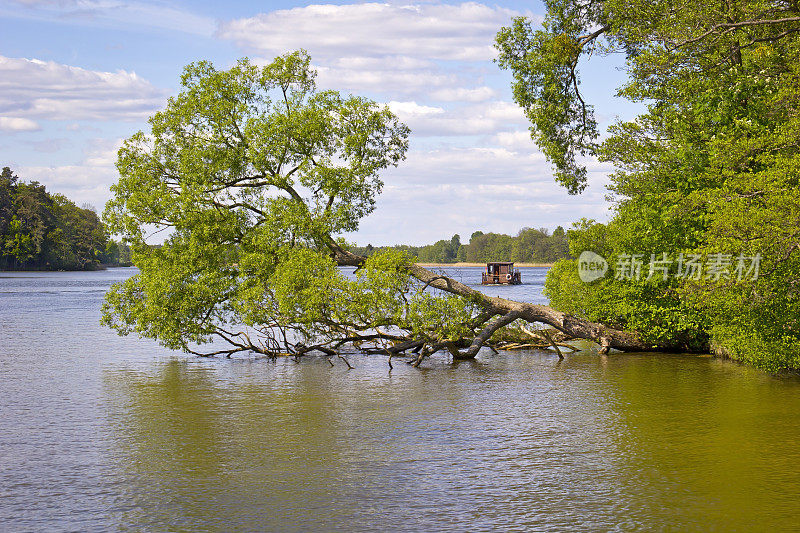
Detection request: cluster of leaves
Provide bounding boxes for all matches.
[0,167,129,270]
[102,242,479,354]
[351,226,569,264]
[500,0,800,369]
[102,51,482,356]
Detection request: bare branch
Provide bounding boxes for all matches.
[455,310,523,359]
[577,24,611,47]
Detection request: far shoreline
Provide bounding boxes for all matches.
[415,262,555,268]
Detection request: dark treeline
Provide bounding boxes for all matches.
[352,226,569,264]
[1,167,131,270]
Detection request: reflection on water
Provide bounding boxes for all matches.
[102,356,800,531]
[2,269,800,530]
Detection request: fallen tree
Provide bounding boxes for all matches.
[332,246,677,356]
[101,51,689,366]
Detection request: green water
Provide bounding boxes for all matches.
[2,269,800,531]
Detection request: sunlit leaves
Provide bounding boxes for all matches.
[495,15,599,193]
[519,0,800,368]
[101,51,483,355]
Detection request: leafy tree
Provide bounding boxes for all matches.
[416,234,462,263]
[0,168,17,237]
[464,232,514,262]
[15,181,54,260]
[450,233,461,251]
[44,195,108,269]
[102,240,132,266]
[0,167,16,183]
[513,227,569,263]
[461,229,567,263]
[497,0,800,369]
[0,168,113,270]
[4,217,34,269]
[103,51,659,363]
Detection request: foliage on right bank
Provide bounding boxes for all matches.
[498,0,800,370]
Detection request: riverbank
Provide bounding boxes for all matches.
[416,262,555,267]
[0,263,132,272]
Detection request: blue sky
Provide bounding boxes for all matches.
[1,0,639,246]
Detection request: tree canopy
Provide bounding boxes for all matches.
[103,51,653,363]
[496,0,800,370]
[0,167,128,270]
[103,52,436,356]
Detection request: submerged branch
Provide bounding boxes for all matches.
[455,310,522,359]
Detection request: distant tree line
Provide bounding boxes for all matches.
[1,167,131,270]
[351,226,569,264]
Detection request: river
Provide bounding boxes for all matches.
[2,267,800,531]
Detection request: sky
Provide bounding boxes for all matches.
[1,0,640,246]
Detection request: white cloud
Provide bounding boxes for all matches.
[4,0,215,36]
[18,138,123,210]
[218,2,523,62]
[220,2,533,105]
[390,145,546,185]
[0,117,40,131]
[9,0,65,4]
[481,101,526,121]
[492,131,535,150]
[428,86,498,102]
[316,63,459,96]
[387,101,445,116]
[82,138,122,167]
[388,100,527,137]
[0,55,165,121]
[330,56,434,71]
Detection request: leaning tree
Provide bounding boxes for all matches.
[102,51,682,365]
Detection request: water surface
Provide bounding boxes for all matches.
[2,268,800,531]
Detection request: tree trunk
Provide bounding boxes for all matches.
[331,247,690,354]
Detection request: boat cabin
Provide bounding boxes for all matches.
[482,262,522,285]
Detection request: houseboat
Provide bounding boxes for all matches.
[481,262,522,285]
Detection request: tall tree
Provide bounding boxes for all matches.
[0,169,113,270]
[496,0,800,369]
[0,168,19,252]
